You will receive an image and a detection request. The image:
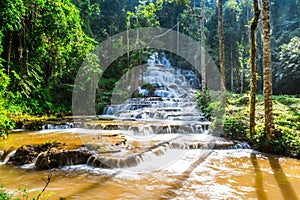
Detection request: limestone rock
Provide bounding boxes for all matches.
[35,147,93,169]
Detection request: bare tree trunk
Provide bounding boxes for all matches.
[262,0,274,142]
[125,26,130,85]
[241,63,244,93]
[133,29,140,96]
[230,46,233,92]
[249,0,260,137]
[218,0,226,103]
[177,17,180,55]
[201,0,206,105]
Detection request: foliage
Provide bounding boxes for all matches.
[0,69,14,137]
[0,0,94,117]
[223,116,248,139]
[0,175,59,200]
[207,93,300,158]
[73,52,101,115]
[0,184,12,200]
[0,0,299,136]
[196,90,214,118]
[273,37,300,94]
[127,0,163,28]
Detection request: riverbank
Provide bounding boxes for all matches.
[1,93,299,159]
[205,92,300,158]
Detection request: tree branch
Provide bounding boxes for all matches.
[36,174,52,200]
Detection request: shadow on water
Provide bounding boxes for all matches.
[268,156,299,200]
[159,150,213,200]
[63,171,120,199]
[250,153,267,200]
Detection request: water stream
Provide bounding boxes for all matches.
[0,53,299,199]
[1,136,299,200]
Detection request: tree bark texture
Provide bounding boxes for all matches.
[218,0,226,103]
[230,46,233,92]
[262,0,274,141]
[249,0,260,137]
[201,0,206,105]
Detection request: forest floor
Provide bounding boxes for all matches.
[214,93,300,158]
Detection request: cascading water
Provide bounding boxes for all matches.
[81,52,214,170]
[104,52,203,122]
[0,150,16,165]
[2,53,297,200]
[3,53,250,172]
[0,53,297,200]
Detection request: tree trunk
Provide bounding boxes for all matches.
[230,46,233,92]
[177,17,180,55]
[218,0,226,103]
[249,0,260,137]
[201,0,206,105]
[241,63,244,93]
[262,0,274,141]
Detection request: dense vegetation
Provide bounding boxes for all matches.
[0,0,299,156]
[199,92,300,158]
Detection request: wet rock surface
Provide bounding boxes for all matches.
[0,150,4,161]
[6,133,135,169]
[9,141,61,165]
[35,147,93,169]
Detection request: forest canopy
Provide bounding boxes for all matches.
[0,0,299,118]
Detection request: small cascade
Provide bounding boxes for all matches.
[0,150,16,165]
[21,121,79,131]
[87,139,171,169]
[42,122,76,130]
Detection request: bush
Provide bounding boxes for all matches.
[201,92,300,158]
[0,185,12,200]
[273,126,300,158]
[0,114,14,137]
[222,116,248,139]
[0,69,14,137]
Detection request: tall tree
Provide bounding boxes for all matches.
[262,0,274,142]
[218,0,226,103]
[249,0,260,137]
[201,0,206,104]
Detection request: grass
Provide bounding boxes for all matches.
[202,92,300,158]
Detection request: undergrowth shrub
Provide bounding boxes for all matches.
[222,116,248,139]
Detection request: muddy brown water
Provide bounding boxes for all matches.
[0,129,299,200]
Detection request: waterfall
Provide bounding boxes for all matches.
[42,122,76,130]
[103,52,204,124]
[78,52,214,170]
[0,150,16,165]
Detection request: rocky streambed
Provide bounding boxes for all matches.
[1,129,251,170]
